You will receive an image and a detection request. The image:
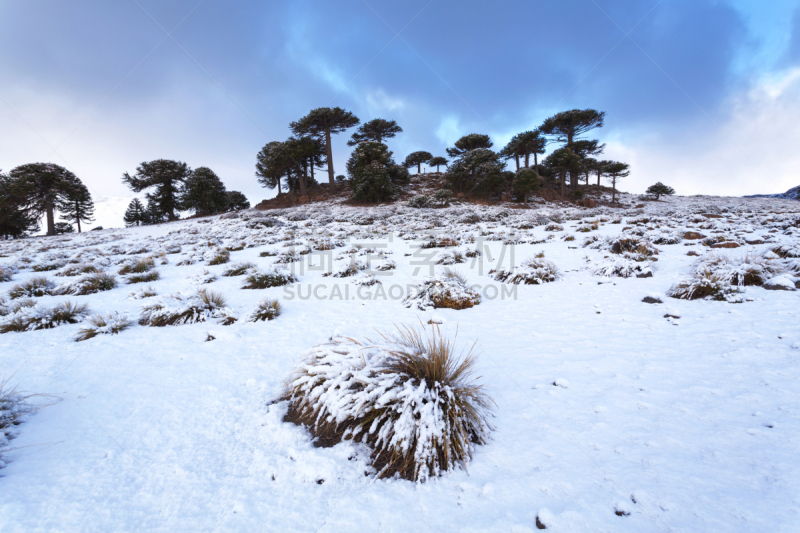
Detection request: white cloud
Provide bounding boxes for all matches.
[435,116,461,146]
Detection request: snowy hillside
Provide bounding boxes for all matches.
[747,184,800,201]
[1,193,800,532]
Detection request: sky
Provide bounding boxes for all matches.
[2,0,800,229]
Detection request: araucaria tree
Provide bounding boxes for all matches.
[605,161,630,203]
[403,151,433,174]
[255,141,287,196]
[540,109,605,188]
[290,107,359,187]
[428,156,448,173]
[501,130,547,172]
[446,134,493,158]
[225,191,250,211]
[122,160,191,222]
[512,167,541,202]
[347,142,407,203]
[445,148,506,197]
[543,147,583,196]
[123,198,148,227]
[0,172,40,238]
[347,118,402,145]
[646,182,675,200]
[8,163,87,236]
[183,167,228,216]
[58,179,94,232]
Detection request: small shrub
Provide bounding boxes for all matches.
[119,257,155,275]
[259,250,278,257]
[0,301,90,333]
[75,312,132,341]
[139,289,236,326]
[8,277,56,299]
[403,271,480,310]
[0,267,15,282]
[222,262,256,277]
[610,236,659,257]
[407,195,434,209]
[667,269,738,301]
[436,251,465,265]
[591,257,654,278]
[282,326,493,482]
[490,257,559,285]
[242,268,298,289]
[245,298,281,322]
[544,223,563,232]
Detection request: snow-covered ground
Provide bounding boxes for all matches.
[1,193,799,532]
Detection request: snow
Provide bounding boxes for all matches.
[1,193,799,531]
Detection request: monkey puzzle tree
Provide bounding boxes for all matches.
[225,191,250,211]
[123,198,148,227]
[256,141,287,196]
[122,160,190,222]
[646,182,675,200]
[0,172,40,238]
[182,167,228,216]
[543,147,583,196]
[347,118,402,146]
[290,107,359,187]
[403,151,433,174]
[58,179,94,232]
[512,167,541,202]
[346,142,402,203]
[428,156,448,173]
[540,109,605,187]
[586,159,614,187]
[284,136,326,197]
[605,161,630,203]
[445,148,505,195]
[8,163,86,236]
[446,134,493,158]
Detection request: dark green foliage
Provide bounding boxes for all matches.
[512,168,541,201]
[428,156,448,172]
[540,109,605,147]
[500,130,547,172]
[7,163,86,236]
[348,118,402,146]
[586,159,614,186]
[347,142,404,203]
[54,222,74,234]
[285,136,325,196]
[123,198,148,227]
[446,134,493,158]
[145,197,167,224]
[290,107,360,186]
[0,173,40,238]
[225,191,250,211]
[445,148,505,196]
[605,161,630,202]
[183,167,228,216]
[122,160,191,222]
[543,147,583,196]
[646,182,675,200]
[403,151,433,174]
[57,179,94,233]
[255,141,287,195]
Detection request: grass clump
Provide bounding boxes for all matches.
[245,298,281,322]
[490,257,559,285]
[55,272,118,295]
[119,257,155,275]
[127,270,160,284]
[403,270,480,310]
[8,277,56,299]
[207,249,230,265]
[57,264,100,277]
[283,326,494,482]
[666,269,735,301]
[32,261,65,272]
[0,267,15,282]
[0,301,90,333]
[242,268,298,289]
[128,286,157,299]
[222,261,256,277]
[75,312,132,341]
[139,289,236,326]
[1,377,37,467]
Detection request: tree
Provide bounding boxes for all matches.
[428,156,448,173]
[284,136,325,197]
[445,148,505,197]
[347,118,402,145]
[183,167,228,216]
[54,222,74,234]
[403,151,433,174]
[512,167,541,202]
[225,191,250,211]
[446,134,493,158]
[0,172,40,238]
[8,163,85,236]
[123,198,148,227]
[605,162,630,203]
[646,182,675,200]
[290,107,360,187]
[145,197,166,224]
[543,148,583,196]
[57,180,94,233]
[540,109,605,187]
[587,159,613,187]
[347,142,406,203]
[122,160,190,222]
[256,141,287,196]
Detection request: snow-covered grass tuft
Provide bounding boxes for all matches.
[0,301,90,333]
[8,276,56,299]
[282,325,494,482]
[667,268,740,301]
[591,256,654,278]
[128,286,157,299]
[242,268,298,289]
[772,243,800,258]
[55,272,118,295]
[222,262,256,277]
[403,270,480,310]
[610,235,659,257]
[245,298,281,322]
[75,312,132,342]
[139,289,236,327]
[436,250,466,265]
[118,257,154,275]
[490,256,559,285]
[1,377,36,468]
[127,270,160,284]
[206,248,230,265]
[57,264,101,277]
[0,267,15,282]
[695,253,784,287]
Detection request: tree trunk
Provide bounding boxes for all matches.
[597,171,601,187]
[524,152,529,168]
[299,162,308,198]
[277,178,282,196]
[611,177,617,202]
[569,170,578,188]
[514,154,520,171]
[76,200,82,233]
[560,171,566,196]
[325,127,335,187]
[534,153,539,174]
[417,163,421,174]
[46,201,56,236]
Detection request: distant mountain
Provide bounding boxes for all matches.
[746,185,800,200]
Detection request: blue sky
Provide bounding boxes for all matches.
[2,0,800,226]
